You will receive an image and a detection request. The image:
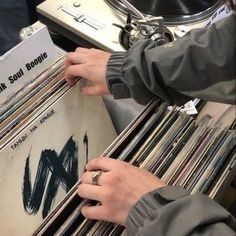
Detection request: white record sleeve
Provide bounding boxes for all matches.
[0,84,117,236]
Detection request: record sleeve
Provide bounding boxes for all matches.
[0,84,117,236]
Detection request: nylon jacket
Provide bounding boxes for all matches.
[106,12,236,236]
[127,186,236,236]
[106,14,236,105]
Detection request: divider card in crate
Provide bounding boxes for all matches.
[0,84,117,236]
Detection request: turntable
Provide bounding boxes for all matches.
[36,0,231,52]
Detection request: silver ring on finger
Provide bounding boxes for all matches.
[92,170,103,186]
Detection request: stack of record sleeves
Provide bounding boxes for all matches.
[33,99,236,236]
[0,46,118,235]
[0,48,68,149]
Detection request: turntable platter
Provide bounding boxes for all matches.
[104,0,222,24]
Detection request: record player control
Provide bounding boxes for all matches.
[73,1,80,7]
[58,5,105,30]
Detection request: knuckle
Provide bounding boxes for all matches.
[65,53,71,60]
[77,184,86,197]
[75,47,82,53]
[81,206,89,217]
[66,52,75,61]
[91,157,101,166]
[80,87,88,95]
[80,172,87,183]
[107,172,122,185]
[65,66,73,76]
[102,188,114,202]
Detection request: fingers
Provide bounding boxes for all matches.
[64,47,110,91]
[77,184,102,202]
[65,47,100,69]
[64,50,91,83]
[65,47,94,68]
[65,65,109,95]
[65,64,87,81]
[85,157,125,172]
[81,204,125,226]
[81,205,110,222]
[66,52,89,65]
[81,171,105,185]
[65,77,77,86]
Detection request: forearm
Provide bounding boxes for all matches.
[127,186,236,236]
[106,15,236,105]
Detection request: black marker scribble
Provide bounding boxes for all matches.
[83,131,89,165]
[22,136,78,218]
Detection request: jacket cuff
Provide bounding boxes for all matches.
[127,186,189,235]
[106,52,131,99]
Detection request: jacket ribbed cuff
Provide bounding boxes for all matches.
[106,52,131,99]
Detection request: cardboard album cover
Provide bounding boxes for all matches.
[0,85,117,236]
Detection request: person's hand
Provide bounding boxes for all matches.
[65,47,111,96]
[77,157,167,226]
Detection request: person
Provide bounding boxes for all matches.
[0,0,44,55]
[64,1,236,235]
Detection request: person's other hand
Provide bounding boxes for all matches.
[77,157,167,226]
[65,47,111,96]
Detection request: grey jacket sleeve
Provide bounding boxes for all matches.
[106,14,236,105]
[127,186,236,236]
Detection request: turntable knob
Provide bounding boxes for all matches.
[73,1,81,8]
